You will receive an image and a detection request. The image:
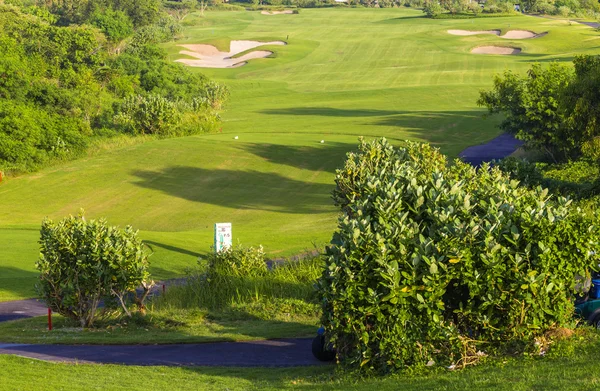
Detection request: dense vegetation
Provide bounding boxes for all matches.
[422,0,600,18]
[159,244,321,319]
[480,56,600,201]
[479,56,600,164]
[37,213,152,327]
[318,138,599,373]
[0,1,227,175]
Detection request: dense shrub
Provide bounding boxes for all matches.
[318,138,599,373]
[90,8,134,43]
[114,94,181,135]
[207,244,269,278]
[498,157,600,199]
[36,213,152,327]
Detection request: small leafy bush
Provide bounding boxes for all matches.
[318,138,599,373]
[207,243,268,278]
[36,213,152,327]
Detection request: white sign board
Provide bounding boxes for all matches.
[214,223,232,253]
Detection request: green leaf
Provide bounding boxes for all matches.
[430,262,438,274]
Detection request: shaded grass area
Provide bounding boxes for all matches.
[0,308,316,345]
[2,330,600,390]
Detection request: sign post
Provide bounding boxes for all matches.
[214,223,232,253]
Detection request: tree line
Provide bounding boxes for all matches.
[0,0,229,175]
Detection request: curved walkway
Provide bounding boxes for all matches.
[459,133,524,166]
[0,338,326,366]
[0,291,326,367]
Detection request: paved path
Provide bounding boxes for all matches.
[0,338,326,366]
[0,299,47,322]
[0,285,325,367]
[0,279,185,322]
[459,133,524,166]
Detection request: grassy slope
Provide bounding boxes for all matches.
[2,9,599,300]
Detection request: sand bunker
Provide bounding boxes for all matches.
[471,46,521,55]
[448,29,501,36]
[500,30,547,39]
[175,40,286,68]
[261,10,294,14]
[448,29,547,39]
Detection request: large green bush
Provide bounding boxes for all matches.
[36,213,152,327]
[318,138,599,373]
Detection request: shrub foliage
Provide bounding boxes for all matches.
[318,138,599,373]
[36,213,152,327]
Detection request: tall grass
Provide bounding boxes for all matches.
[154,245,323,317]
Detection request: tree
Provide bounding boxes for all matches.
[36,213,153,327]
[164,0,197,20]
[90,8,134,43]
[562,56,600,162]
[479,56,600,163]
[477,63,573,162]
[422,0,443,17]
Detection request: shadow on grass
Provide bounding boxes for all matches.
[0,266,39,301]
[376,14,427,23]
[260,107,401,117]
[130,167,334,214]
[144,240,202,258]
[515,54,573,63]
[239,142,354,173]
[261,107,498,147]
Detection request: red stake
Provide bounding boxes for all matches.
[162,284,166,295]
[47,308,52,331]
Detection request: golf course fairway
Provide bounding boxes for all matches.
[2,7,599,301]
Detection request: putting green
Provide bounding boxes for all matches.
[2,8,598,301]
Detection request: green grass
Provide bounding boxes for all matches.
[2,330,600,390]
[2,9,600,301]
[0,308,317,344]
[0,253,322,345]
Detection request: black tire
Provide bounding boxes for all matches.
[590,313,600,329]
[311,335,335,362]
